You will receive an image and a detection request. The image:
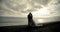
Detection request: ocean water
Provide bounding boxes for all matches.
[0,16,60,26]
[0,17,28,26]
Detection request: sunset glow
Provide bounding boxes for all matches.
[32,7,51,17]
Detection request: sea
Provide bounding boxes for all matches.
[0,16,60,26]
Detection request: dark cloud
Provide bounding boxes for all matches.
[0,0,2,3]
[57,0,60,3]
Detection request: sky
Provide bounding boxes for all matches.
[0,0,60,17]
[0,0,60,26]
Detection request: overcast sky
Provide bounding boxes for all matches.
[0,0,60,17]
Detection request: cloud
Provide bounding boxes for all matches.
[47,0,60,16]
[0,0,60,17]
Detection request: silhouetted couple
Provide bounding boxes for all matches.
[28,12,35,27]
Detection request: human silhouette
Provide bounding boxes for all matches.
[28,12,35,27]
